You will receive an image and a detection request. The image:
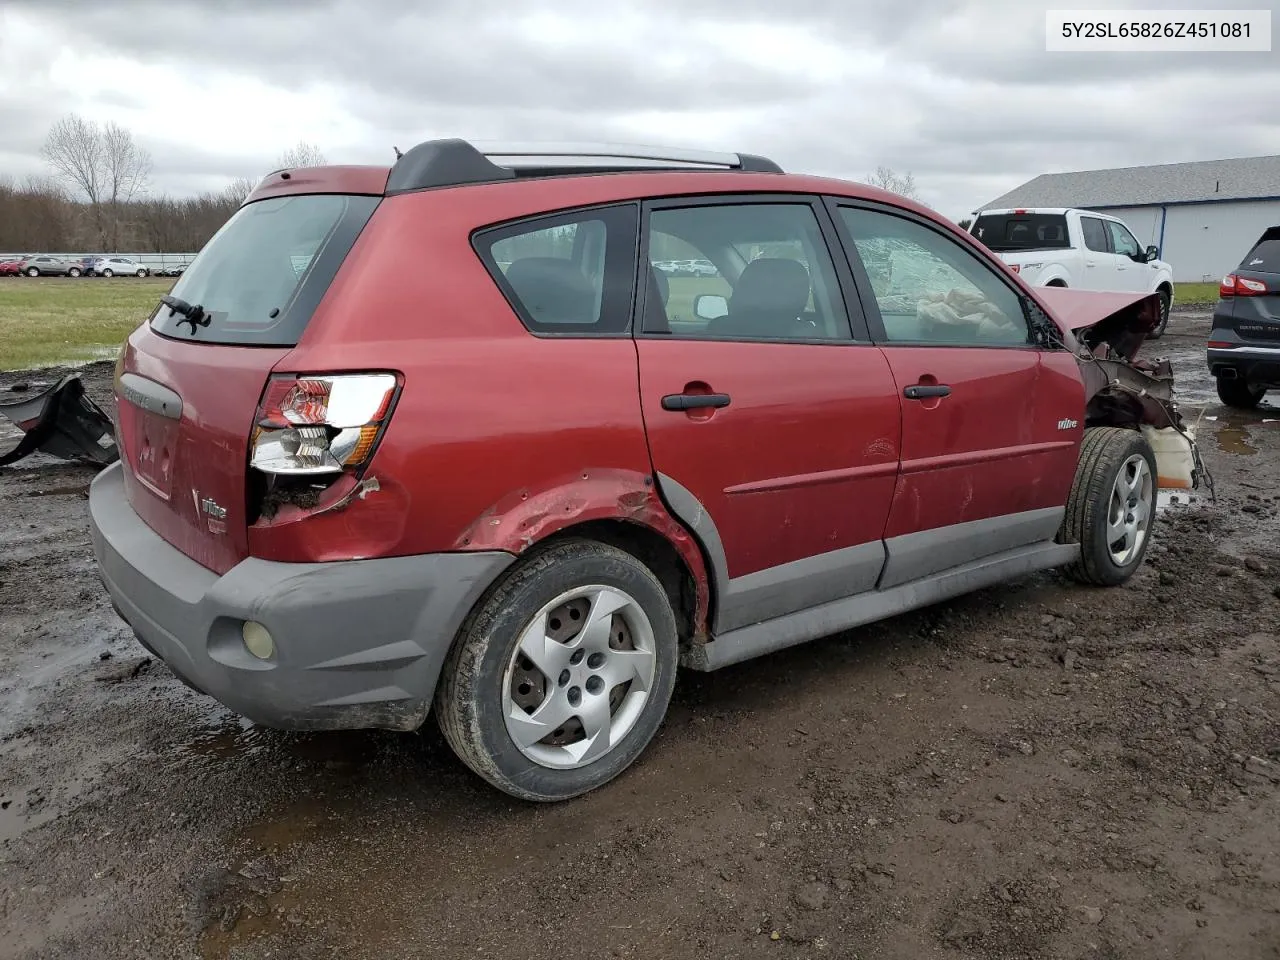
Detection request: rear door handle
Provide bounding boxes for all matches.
[903,384,951,400]
[661,392,731,411]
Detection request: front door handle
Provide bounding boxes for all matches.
[662,392,732,411]
[903,384,951,400]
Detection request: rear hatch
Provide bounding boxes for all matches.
[115,191,380,574]
[1219,227,1280,344]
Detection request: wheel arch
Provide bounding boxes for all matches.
[529,519,704,649]
[451,469,713,645]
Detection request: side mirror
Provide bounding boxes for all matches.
[693,294,728,321]
[1144,245,1159,262]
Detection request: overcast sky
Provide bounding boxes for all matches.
[1,0,1277,220]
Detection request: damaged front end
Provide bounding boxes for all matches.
[0,375,119,469]
[1034,288,1211,496]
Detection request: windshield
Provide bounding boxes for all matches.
[971,213,1070,252]
[150,193,379,346]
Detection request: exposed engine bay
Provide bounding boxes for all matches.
[1035,286,1212,495]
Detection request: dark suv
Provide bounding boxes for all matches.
[89,139,1194,802]
[1208,227,1280,408]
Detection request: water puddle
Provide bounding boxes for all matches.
[1216,421,1259,456]
[168,710,387,775]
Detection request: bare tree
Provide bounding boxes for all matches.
[277,141,327,168]
[224,176,256,206]
[41,115,103,207]
[865,165,920,201]
[41,114,152,250]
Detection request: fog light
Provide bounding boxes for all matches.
[242,621,274,660]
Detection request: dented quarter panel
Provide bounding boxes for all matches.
[453,468,712,633]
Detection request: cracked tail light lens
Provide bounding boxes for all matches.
[251,373,397,476]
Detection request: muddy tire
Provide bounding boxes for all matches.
[435,538,679,802]
[1216,376,1264,410]
[1061,426,1157,587]
[1146,289,1171,339]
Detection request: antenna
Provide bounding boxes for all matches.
[393,146,403,160]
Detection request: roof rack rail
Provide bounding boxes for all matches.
[384,138,782,194]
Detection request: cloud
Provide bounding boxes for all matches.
[0,0,1278,218]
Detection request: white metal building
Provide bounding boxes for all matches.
[979,155,1280,283]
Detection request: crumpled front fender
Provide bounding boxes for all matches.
[1032,287,1162,362]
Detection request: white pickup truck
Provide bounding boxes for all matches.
[969,207,1176,338]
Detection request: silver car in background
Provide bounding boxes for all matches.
[92,257,150,277]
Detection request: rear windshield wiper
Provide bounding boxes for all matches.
[160,295,210,334]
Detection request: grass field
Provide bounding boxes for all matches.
[0,277,172,370]
[1174,282,1220,305]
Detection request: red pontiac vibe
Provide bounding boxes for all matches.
[89,140,1201,801]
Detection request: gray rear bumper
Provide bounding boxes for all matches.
[88,462,514,731]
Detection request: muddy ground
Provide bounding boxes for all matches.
[2,308,1279,960]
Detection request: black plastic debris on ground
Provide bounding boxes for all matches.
[0,375,118,469]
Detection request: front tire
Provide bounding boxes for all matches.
[1061,426,1157,587]
[68,267,81,278]
[1217,376,1264,409]
[436,539,679,802]
[1147,289,1171,339]
[135,268,146,277]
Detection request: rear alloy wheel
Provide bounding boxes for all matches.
[1216,376,1265,410]
[1061,426,1157,586]
[68,267,81,278]
[101,269,114,278]
[436,539,679,802]
[1147,290,1171,339]
[25,267,38,277]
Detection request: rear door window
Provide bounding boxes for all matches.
[641,201,851,341]
[1080,217,1110,253]
[150,193,380,346]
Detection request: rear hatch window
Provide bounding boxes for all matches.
[971,213,1070,252]
[150,193,379,346]
[1239,228,1280,274]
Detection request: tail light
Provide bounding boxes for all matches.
[1221,274,1270,297]
[250,373,398,476]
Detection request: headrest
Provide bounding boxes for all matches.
[730,258,811,317]
[503,257,596,325]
